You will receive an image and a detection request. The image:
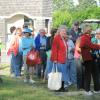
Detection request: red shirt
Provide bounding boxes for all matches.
[51,34,67,64]
[80,33,100,61]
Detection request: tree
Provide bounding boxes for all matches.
[78,0,97,10]
[52,0,100,28]
[53,0,75,11]
[52,10,72,28]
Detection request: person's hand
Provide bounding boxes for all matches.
[70,48,75,53]
[54,61,57,63]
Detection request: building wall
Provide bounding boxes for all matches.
[0,0,52,44]
[6,15,24,33]
[0,19,6,43]
[0,0,52,18]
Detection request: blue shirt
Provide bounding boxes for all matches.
[21,37,35,56]
[67,39,75,59]
[91,37,100,56]
[40,35,46,49]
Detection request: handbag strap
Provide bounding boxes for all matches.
[55,63,58,72]
[51,63,55,72]
[51,63,58,73]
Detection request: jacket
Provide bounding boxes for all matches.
[51,34,67,64]
[35,34,48,51]
[80,33,100,61]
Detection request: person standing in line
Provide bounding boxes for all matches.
[21,28,35,83]
[35,29,48,79]
[7,28,23,78]
[7,26,16,76]
[91,28,100,84]
[50,25,68,92]
[68,21,82,44]
[80,25,100,95]
[64,34,76,87]
[74,37,84,90]
[44,28,57,80]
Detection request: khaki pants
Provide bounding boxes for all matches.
[23,55,34,80]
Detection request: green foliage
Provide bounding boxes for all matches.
[0,43,5,49]
[53,0,75,12]
[52,10,72,28]
[53,0,100,28]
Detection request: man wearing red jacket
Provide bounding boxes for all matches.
[80,24,100,95]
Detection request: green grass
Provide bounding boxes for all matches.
[0,43,5,49]
[0,67,100,100]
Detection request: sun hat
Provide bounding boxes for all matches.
[23,28,32,34]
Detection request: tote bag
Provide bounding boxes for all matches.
[26,49,42,66]
[48,63,62,90]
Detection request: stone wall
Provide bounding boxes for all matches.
[0,0,52,17]
[0,0,52,43]
[0,19,6,43]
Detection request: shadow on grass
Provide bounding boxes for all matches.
[0,76,100,100]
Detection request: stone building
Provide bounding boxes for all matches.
[0,0,52,43]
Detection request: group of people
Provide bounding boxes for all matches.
[7,21,100,95]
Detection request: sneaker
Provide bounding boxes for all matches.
[68,81,72,86]
[93,90,100,94]
[10,74,15,78]
[64,84,68,88]
[84,91,93,96]
[16,76,21,79]
[29,79,35,84]
[55,87,68,92]
[24,79,28,83]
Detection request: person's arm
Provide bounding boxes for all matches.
[81,37,100,50]
[51,36,59,62]
[35,35,41,51]
[68,40,75,53]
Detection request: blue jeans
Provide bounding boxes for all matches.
[56,63,68,83]
[10,53,14,74]
[44,58,53,78]
[75,58,84,89]
[66,59,76,84]
[12,53,23,77]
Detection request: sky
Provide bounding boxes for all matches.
[73,0,100,6]
[73,0,79,6]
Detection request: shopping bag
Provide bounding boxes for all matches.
[48,63,62,90]
[26,49,42,66]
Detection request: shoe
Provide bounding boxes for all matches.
[55,87,68,92]
[24,79,28,83]
[84,91,93,96]
[29,79,35,84]
[68,81,72,86]
[63,87,68,92]
[10,74,15,78]
[64,84,68,88]
[93,90,100,94]
[16,76,21,79]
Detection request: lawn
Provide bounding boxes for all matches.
[0,43,5,49]
[0,67,100,100]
